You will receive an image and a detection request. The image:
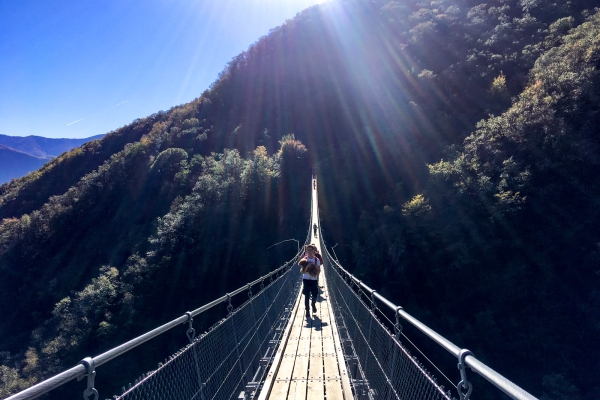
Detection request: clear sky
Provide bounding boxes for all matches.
[0,0,326,139]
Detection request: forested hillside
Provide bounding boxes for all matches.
[1,0,599,398]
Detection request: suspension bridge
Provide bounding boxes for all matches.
[6,177,538,400]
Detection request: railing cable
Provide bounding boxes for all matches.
[366,299,458,391]
[6,248,306,400]
[320,234,538,400]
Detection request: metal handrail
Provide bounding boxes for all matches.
[321,243,538,400]
[8,177,319,400]
[6,255,302,400]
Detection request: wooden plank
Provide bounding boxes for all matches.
[269,294,307,399]
[323,354,340,380]
[325,378,345,400]
[270,380,291,399]
[292,355,310,380]
[321,269,354,400]
[275,354,298,381]
[322,337,336,355]
[288,379,308,400]
[284,340,300,355]
[310,323,323,359]
[307,379,325,400]
[321,326,334,339]
[308,356,324,380]
[288,321,303,340]
[258,283,303,400]
[297,316,312,355]
[297,338,311,356]
[321,325,334,339]
[265,285,314,400]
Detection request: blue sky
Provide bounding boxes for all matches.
[0,0,325,139]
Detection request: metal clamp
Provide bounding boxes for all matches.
[394,306,403,339]
[226,293,233,314]
[247,284,253,299]
[260,279,265,290]
[185,312,196,343]
[457,349,474,400]
[356,281,365,299]
[370,290,377,311]
[79,357,99,400]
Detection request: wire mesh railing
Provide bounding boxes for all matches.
[116,260,301,400]
[6,252,306,400]
[319,236,538,400]
[114,193,317,400]
[320,240,455,400]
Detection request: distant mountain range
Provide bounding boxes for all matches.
[0,134,104,183]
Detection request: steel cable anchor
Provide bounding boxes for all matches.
[185,312,196,343]
[355,280,363,297]
[226,293,233,314]
[457,349,474,400]
[78,357,99,400]
[369,290,377,311]
[394,306,403,340]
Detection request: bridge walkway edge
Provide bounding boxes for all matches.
[258,176,353,400]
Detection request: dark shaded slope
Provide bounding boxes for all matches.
[194,0,597,237]
[323,12,600,399]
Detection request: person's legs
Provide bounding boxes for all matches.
[304,292,311,313]
[302,280,311,316]
[310,280,318,313]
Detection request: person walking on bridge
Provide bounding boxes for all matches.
[299,244,321,318]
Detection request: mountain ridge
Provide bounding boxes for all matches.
[0,145,49,185]
[0,134,106,184]
[0,134,105,159]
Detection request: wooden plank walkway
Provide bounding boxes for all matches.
[258,177,353,400]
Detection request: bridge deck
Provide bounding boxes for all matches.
[259,178,353,400]
[260,266,353,400]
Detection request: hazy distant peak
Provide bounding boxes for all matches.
[0,134,105,158]
[0,145,50,184]
[0,144,48,159]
